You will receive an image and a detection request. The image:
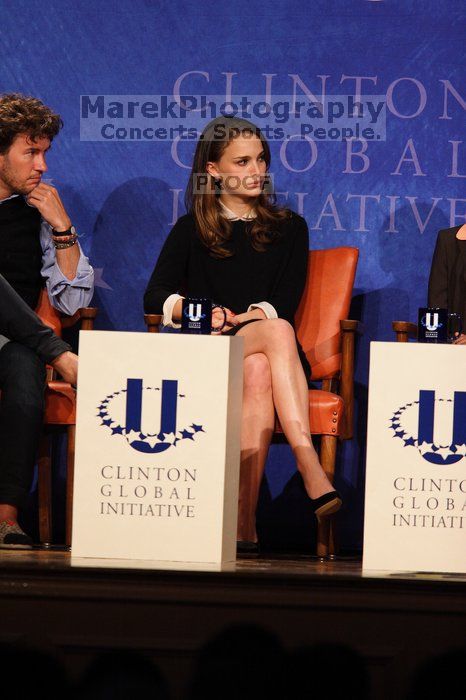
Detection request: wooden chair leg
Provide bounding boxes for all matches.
[317,434,338,558]
[318,513,337,557]
[65,424,76,549]
[320,434,337,483]
[37,434,53,546]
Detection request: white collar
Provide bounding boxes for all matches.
[0,193,19,204]
[219,201,257,221]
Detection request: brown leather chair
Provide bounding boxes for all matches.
[277,247,359,556]
[35,289,97,547]
[144,246,359,558]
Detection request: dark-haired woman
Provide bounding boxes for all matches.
[144,117,341,547]
[428,224,466,344]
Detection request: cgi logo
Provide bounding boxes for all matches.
[185,303,206,322]
[390,390,466,465]
[96,378,205,453]
[421,312,443,332]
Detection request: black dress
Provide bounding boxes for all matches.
[144,211,311,377]
[428,226,466,325]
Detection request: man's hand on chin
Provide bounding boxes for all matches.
[26,183,71,231]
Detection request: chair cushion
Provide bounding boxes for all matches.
[275,389,344,437]
[44,381,76,425]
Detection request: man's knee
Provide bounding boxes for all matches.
[0,342,46,400]
[243,353,272,394]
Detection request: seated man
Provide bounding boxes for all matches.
[0,93,94,548]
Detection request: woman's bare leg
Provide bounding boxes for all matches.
[237,353,274,542]
[235,319,334,500]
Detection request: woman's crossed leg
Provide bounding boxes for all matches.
[236,318,336,542]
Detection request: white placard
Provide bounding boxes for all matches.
[363,342,466,573]
[71,332,243,564]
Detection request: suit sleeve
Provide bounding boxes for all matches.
[428,230,448,308]
[268,215,309,323]
[0,273,70,363]
[144,217,191,314]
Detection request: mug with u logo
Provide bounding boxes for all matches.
[181,298,227,334]
[418,307,463,343]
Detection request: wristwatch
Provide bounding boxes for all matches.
[52,225,76,237]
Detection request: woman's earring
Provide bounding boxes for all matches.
[213,176,223,190]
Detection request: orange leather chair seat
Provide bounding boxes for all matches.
[44,381,76,425]
[275,390,344,437]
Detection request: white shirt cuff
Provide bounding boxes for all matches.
[163,293,185,328]
[247,301,278,319]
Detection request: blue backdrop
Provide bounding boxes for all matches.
[2,0,464,550]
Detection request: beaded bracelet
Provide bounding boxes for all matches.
[52,232,77,243]
[54,238,77,250]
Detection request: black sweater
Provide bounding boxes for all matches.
[0,196,43,309]
[144,212,309,324]
[428,226,466,325]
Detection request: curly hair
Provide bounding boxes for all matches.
[0,93,63,154]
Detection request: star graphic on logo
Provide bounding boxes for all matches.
[390,396,465,465]
[96,385,206,453]
[403,437,416,447]
[418,441,434,455]
[145,434,162,449]
[389,400,420,450]
[436,445,458,460]
[163,431,177,445]
[94,268,112,290]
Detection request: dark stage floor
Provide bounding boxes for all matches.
[0,550,465,699]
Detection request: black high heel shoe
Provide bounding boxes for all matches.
[310,490,342,519]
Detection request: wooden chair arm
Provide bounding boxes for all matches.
[340,319,362,333]
[61,307,99,331]
[392,321,417,343]
[144,314,163,333]
[339,319,359,440]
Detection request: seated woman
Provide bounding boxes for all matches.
[428,223,466,344]
[144,116,342,549]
